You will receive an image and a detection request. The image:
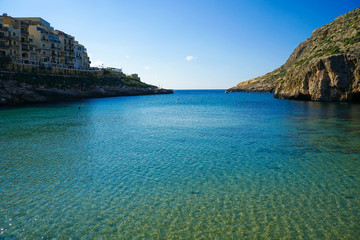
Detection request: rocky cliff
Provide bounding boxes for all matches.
[0,71,173,106]
[228,7,360,101]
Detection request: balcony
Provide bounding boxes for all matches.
[10,53,20,58]
[10,44,20,49]
[0,34,9,40]
[9,34,19,39]
[21,30,29,36]
[0,25,9,31]
[22,47,29,51]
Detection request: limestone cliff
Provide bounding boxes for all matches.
[0,71,172,106]
[228,7,360,101]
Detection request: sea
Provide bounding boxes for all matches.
[1,90,359,239]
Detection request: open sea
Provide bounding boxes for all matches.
[1,90,360,239]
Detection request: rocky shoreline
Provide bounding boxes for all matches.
[228,7,360,102]
[0,79,173,106]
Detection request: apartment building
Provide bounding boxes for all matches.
[0,22,9,57]
[0,13,90,69]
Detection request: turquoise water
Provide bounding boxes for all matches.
[1,90,360,239]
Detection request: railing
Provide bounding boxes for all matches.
[11,62,98,72]
[0,25,9,31]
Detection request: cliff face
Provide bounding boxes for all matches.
[0,72,172,106]
[227,67,286,93]
[228,7,360,101]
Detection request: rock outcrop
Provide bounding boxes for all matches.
[0,74,172,106]
[228,7,360,101]
[227,67,286,93]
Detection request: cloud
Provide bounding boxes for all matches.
[186,56,196,61]
[125,55,130,59]
[145,66,151,70]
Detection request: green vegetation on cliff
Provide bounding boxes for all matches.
[0,66,152,90]
[228,7,360,101]
[0,64,172,106]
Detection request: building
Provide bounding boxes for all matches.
[0,13,90,69]
[107,67,123,73]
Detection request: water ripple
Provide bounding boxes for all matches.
[1,91,360,239]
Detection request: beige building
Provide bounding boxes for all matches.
[0,13,90,69]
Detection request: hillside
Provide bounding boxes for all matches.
[228,7,360,101]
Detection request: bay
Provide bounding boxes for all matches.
[1,90,360,239]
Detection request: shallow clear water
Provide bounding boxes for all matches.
[1,90,360,239]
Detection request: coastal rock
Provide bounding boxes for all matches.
[0,78,173,106]
[274,54,360,101]
[227,67,286,93]
[228,7,360,101]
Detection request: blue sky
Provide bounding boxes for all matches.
[2,0,359,89]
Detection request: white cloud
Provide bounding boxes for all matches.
[186,56,196,61]
[145,66,151,70]
[125,55,130,59]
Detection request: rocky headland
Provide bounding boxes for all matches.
[228,7,360,102]
[0,70,173,106]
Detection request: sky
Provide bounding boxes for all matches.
[1,0,359,89]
